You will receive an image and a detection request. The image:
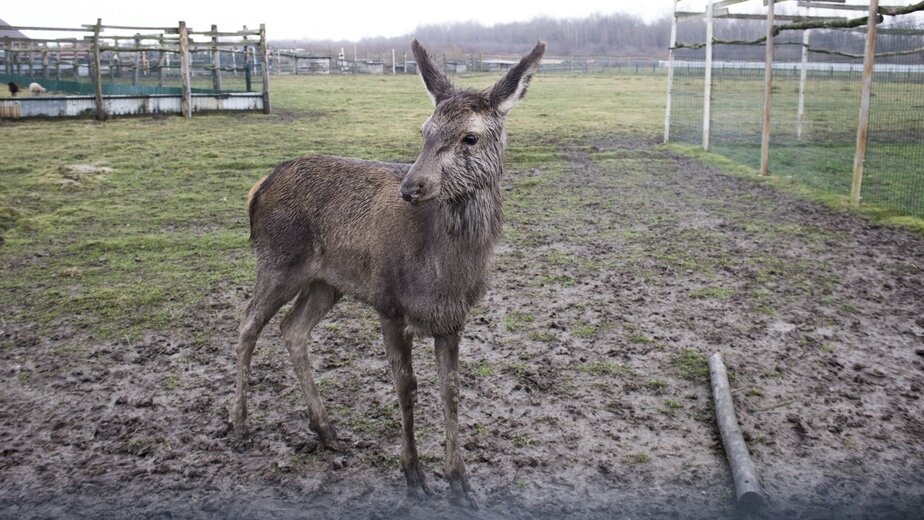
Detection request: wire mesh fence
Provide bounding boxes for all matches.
[667,7,924,219]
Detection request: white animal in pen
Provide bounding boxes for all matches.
[29,83,47,95]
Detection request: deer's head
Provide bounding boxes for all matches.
[399,40,546,205]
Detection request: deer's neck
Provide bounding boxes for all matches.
[436,181,503,249]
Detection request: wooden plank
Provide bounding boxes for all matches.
[0,25,89,32]
[664,0,679,143]
[178,21,192,118]
[81,24,178,32]
[760,0,775,176]
[851,0,879,205]
[703,0,714,151]
[189,30,261,37]
[797,1,870,9]
[709,353,767,511]
[717,13,844,20]
[98,46,178,53]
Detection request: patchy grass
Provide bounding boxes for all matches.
[671,349,709,382]
[504,312,536,332]
[664,143,924,234]
[576,361,634,377]
[626,453,651,464]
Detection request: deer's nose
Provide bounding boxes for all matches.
[400,183,423,203]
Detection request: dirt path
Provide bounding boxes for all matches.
[2,138,922,519]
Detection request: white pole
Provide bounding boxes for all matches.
[392,48,396,74]
[703,0,714,151]
[664,0,679,143]
[797,29,810,140]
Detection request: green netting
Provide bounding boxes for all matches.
[668,22,924,218]
[1,73,220,95]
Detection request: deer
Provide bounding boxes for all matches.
[231,39,546,509]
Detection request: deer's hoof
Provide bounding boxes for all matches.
[448,477,478,510]
[404,466,434,501]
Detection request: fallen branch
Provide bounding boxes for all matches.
[709,352,767,511]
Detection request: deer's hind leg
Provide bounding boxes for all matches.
[281,280,342,446]
[232,266,302,438]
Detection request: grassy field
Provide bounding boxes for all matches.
[0,73,665,343]
[3,72,924,517]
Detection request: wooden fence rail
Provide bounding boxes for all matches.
[1,19,270,119]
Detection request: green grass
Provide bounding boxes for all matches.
[0,73,666,339]
[576,361,634,377]
[671,349,709,382]
[668,72,924,223]
[1,70,920,344]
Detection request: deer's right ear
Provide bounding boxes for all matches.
[411,39,454,105]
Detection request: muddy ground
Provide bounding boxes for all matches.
[1,137,923,519]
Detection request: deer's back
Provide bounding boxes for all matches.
[248,155,432,308]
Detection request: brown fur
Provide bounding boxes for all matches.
[231,39,546,508]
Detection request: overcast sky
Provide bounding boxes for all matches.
[3,0,674,41]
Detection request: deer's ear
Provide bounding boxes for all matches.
[489,41,546,115]
[411,39,454,105]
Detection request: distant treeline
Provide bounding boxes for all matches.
[271,13,673,59]
[270,12,923,64]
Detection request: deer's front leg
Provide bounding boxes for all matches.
[434,333,477,510]
[381,317,432,500]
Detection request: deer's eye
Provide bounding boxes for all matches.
[462,134,479,146]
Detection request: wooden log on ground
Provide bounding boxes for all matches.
[709,352,766,511]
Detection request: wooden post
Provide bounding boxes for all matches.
[231,48,238,76]
[259,23,271,114]
[178,21,192,118]
[663,1,679,143]
[797,30,810,140]
[703,0,714,151]
[211,24,222,91]
[158,36,165,87]
[133,35,141,86]
[92,19,107,120]
[759,0,775,176]
[243,27,251,91]
[392,48,396,74]
[709,353,767,511]
[55,49,61,80]
[42,46,49,79]
[851,0,879,205]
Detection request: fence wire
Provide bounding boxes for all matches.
[668,21,924,218]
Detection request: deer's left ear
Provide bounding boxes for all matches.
[489,41,546,115]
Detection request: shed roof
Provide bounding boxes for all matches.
[0,18,29,39]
